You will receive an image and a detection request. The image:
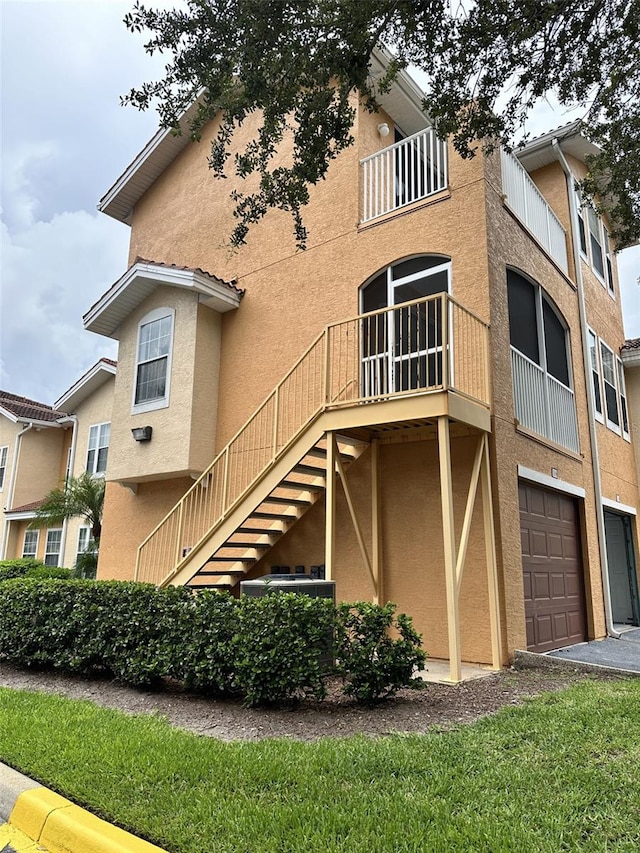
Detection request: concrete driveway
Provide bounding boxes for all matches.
[548,627,640,673]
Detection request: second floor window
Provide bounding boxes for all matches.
[0,445,7,490]
[86,422,110,474]
[134,308,174,410]
[573,181,614,295]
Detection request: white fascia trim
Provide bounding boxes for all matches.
[517,465,586,498]
[17,418,64,429]
[602,497,637,516]
[55,361,117,410]
[621,350,640,369]
[0,406,18,423]
[4,510,38,521]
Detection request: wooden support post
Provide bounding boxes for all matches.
[371,439,381,605]
[480,433,503,670]
[325,432,336,581]
[335,449,375,592]
[455,434,484,596]
[438,415,461,683]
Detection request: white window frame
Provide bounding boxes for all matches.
[587,327,604,423]
[0,445,7,491]
[76,526,92,560]
[616,356,630,441]
[86,422,110,475]
[44,529,62,567]
[132,307,175,414]
[573,179,614,297]
[22,529,39,559]
[600,340,621,435]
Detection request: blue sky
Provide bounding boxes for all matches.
[1,0,638,405]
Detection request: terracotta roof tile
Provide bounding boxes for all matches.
[622,338,640,351]
[0,391,65,421]
[6,499,44,514]
[133,257,244,297]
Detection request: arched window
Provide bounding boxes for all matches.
[359,256,451,395]
[132,307,175,413]
[507,269,578,451]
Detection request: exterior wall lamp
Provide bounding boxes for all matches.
[377,122,390,137]
[132,426,153,442]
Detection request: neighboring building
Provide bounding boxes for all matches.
[43,52,639,680]
[0,359,116,570]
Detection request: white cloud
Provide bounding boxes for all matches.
[0,210,126,404]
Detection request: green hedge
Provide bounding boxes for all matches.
[0,579,426,706]
[0,558,72,582]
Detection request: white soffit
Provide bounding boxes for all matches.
[55,361,117,412]
[98,50,430,225]
[83,262,242,339]
[515,121,600,174]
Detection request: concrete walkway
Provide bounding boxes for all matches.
[547,627,640,673]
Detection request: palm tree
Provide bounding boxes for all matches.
[31,472,105,544]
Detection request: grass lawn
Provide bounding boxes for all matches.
[1,680,639,852]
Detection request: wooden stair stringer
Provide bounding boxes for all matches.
[164,414,336,588]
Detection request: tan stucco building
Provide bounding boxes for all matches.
[1,360,116,573]
[5,55,638,680]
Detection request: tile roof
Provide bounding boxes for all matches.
[622,338,640,351]
[6,499,44,514]
[134,258,244,297]
[0,391,65,422]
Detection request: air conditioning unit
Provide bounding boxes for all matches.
[240,575,336,667]
[240,574,335,601]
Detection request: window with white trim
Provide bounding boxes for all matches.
[0,446,7,490]
[133,308,174,412]
[588,328,604,422]
[590,333,631,441]
[600,341,621,432]
[44,529,62,567]
[22,530,38,559]
[573,180,614,295]
[617,356,630,439]
[86,423,110,475]
[76,526,92,560]
[507,269,579,452]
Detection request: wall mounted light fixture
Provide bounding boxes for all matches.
[132,426,153,442]
[377,122,390,137]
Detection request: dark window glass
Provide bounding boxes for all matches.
[605,382,620,426]
[507,271,539,364]
[135,358,167,404]
[392,256,447,281]
[577,214,587,255]
[542,299,570,387]
[361,272,387,313]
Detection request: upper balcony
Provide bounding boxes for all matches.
[500,149,568,273]
[360,127,448,223]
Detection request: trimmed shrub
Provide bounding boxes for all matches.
[336,602,427,705]
[170,590,238,696]
[0,558,45,581]
[235,593,335,707]
[26,566,72,580]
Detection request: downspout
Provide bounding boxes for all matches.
[0,423,34,558]
[57,415,78,567]
[552,139,620,639]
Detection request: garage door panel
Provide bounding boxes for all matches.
[520,481,587,653]
[548,532,564,558]
[531,529,548,557]
[533,572,550,599]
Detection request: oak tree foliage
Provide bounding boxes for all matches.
[123,0,640,249]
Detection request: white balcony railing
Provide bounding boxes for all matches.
[511,347,579,452]
[501,149,568,273]
[360,127,448,222]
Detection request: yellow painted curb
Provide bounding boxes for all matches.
[10,788,167,853]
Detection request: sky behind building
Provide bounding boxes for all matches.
[1,0,638,405]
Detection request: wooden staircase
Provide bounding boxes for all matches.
[187,437,368,591]
[135,293,490,591]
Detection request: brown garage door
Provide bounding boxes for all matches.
[519,481,587,653]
